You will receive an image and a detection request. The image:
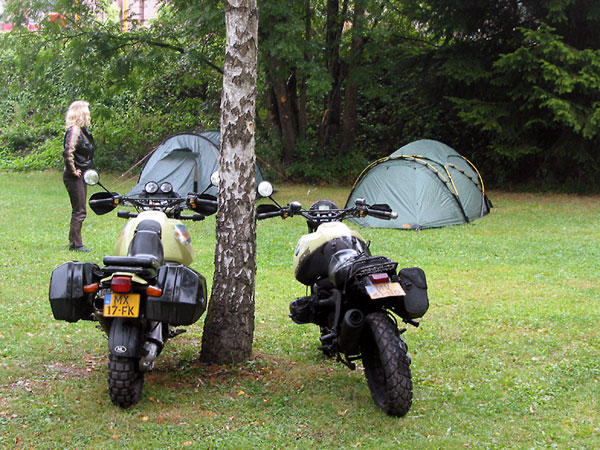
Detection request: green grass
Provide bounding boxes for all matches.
[0,170,598,449]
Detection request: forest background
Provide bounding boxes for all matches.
[0,0,599,192]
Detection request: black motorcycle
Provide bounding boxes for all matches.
[256,184,429,416]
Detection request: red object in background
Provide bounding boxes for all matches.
[49,13,66,27]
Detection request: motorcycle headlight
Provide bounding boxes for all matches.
[159,182,173,194]
[144,181,159,194]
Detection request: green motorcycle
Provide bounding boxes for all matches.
[49,170,218,408]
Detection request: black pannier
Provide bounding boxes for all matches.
[145,265,207,326]
[397,267,429,319]
[289,296,316,324]
[49,261,100,322]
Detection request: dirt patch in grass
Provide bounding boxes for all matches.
[568,279,600,290]
[44,354,105,379]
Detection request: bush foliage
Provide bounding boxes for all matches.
[0,0,599,190]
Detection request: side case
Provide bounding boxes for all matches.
[49,261,99,322]
[397,267,429,319]
[146,265,207,326]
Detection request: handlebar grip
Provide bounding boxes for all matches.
[366,208,397,220]
[89,198,113,206]
[117,210,137,219]
[195,198,218,206]
[179,214,206,221]
[257,210,284,220]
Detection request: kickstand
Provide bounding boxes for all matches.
[169,328,187,338]
[337,353,358,370]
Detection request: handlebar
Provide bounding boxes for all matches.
[115,210,204,221]
[89,197,117,207]
[257,198,397,224]
[365,207,398,220]
[117,210,137,219]
[179,214,206,221]
[193,198,218,207]
[257,210,285,220]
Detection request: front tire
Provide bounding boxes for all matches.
[108,354,144,408]
[361,312,412,417]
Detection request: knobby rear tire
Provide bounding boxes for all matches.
[361,312,413,417]
[108,353,144,408]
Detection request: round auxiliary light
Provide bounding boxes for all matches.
[144,181,159,194]
[159,182,173,194]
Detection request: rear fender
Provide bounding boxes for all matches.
[108,318,142,357]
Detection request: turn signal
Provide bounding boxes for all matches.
[111,276,132,293]
[146,285,163,297]
[83,282,99,293]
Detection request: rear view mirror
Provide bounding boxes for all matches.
[257,181,273,198]
[210,171,220,187]
[83,170,99,186]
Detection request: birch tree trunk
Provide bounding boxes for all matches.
[200,0,259,364]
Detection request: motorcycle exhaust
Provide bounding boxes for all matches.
[337,309,364,356]
[139,322,164,372]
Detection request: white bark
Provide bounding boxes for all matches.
[200,0,259,364]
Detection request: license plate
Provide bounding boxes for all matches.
[366,282,406,299]
[103,293,140,318]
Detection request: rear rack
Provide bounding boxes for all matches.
[350,255,398,278]
[101,255,161,277]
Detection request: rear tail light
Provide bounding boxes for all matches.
[111,276,132,293]
[369,273,390,284]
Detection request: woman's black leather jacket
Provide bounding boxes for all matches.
[63,126,95,174]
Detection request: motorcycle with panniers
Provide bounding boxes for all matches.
[48,170,218,408]
[256,182,429,417]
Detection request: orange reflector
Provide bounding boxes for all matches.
[146,285,163,297]
[83,283,99,293]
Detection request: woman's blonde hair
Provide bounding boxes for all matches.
[65,100,91,129]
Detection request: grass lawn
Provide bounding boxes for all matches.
[0,170,598,449]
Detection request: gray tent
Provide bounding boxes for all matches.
[345,140,491,229]
[128,131,264,197]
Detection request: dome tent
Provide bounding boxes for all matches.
[345,140,491,229]
[128,131,264,197]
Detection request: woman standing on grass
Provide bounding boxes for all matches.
[63,100,95,252]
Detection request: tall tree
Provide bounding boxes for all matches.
[401,0,600,186]
[200,0,259,364]
[340,0,367,153]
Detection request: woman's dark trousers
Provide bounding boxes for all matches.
[63,171,87,248]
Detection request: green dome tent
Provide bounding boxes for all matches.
[128,131,264,197]
[345,140,491,229]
